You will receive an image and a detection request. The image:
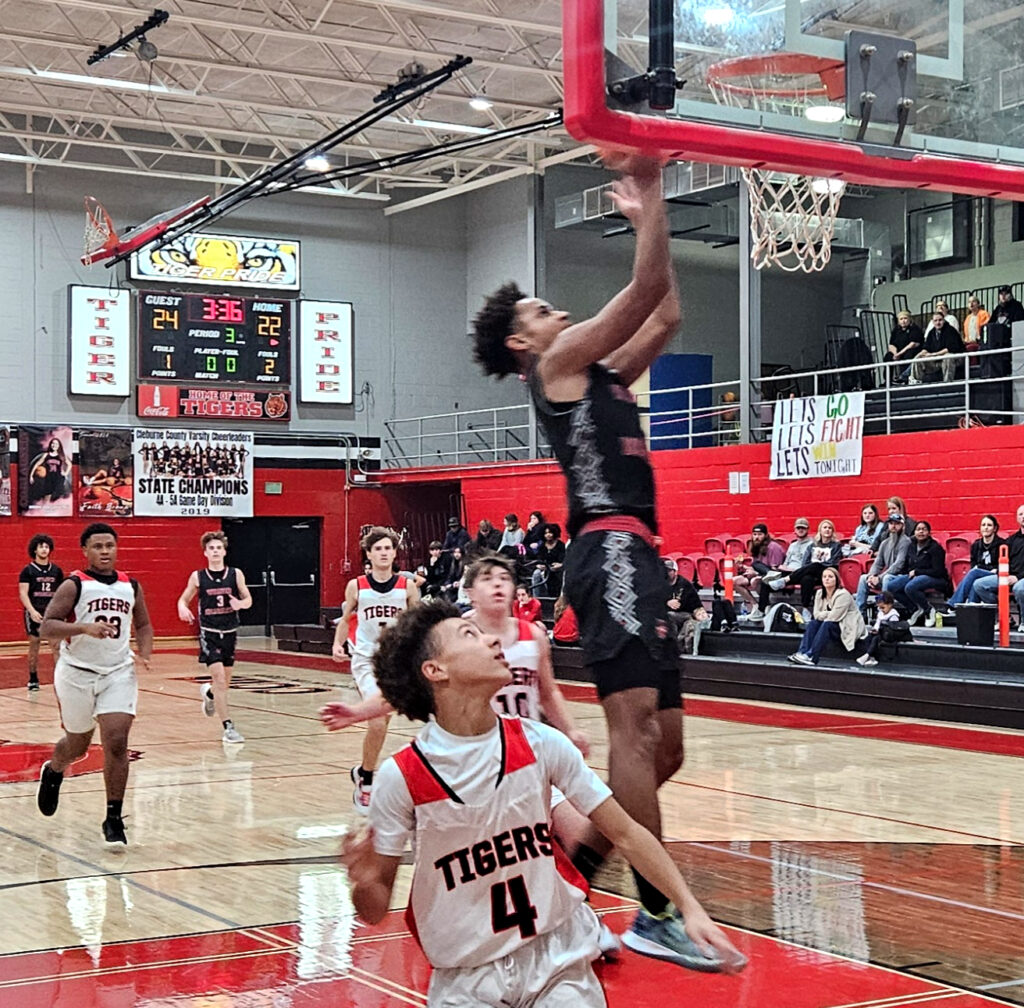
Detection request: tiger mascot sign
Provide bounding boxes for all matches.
[130,233,300,290]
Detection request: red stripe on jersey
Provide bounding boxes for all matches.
[552,834,589,897]
[357,575,369,590]
[393,746,451,806]
[70,569,130,583]
[501,717,536,775]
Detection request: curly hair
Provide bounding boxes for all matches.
[28,534,54,558]
[471,281,525,378]
[361,526,399,552]
[372,600,460,722]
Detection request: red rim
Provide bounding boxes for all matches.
[706,53,847,102]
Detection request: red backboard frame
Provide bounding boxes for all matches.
[563,0,1024,200]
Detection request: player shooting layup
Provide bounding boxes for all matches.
[471,154,726,970]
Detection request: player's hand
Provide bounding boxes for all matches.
[600,148,666,181]
[83,621,118,639]
[341,826,378,887]
[320,701,363,731]
[682,908,749,975]
[228,597,244,611]
[331,641,348,663]
[139,656,152,672]
[177,605,195,624]
[567,727,590,758]
[30,610,44,623]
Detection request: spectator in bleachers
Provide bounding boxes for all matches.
[854,591,901,667]
[499,513,525,553]
[961,297,989,351]
[734,522,785,620]
[422,541,450,598]
[924,300,959,335]
[664,557,709,654]
[512,583,542,623]
[440,545,465,604]
[968,504,1024,614]
[886,496,914,532]
[442,516,471,553]
[910,311,961,384]
[756,516,812,612]
[887,520,947,626]
[788,566,866,666]
[991,285,1024,329]
[475,519,502,552]
[552,595,579,645]
[531,523,566,598]
[947,515,1005,606]
[885,311,923,384]
[522,510,546,556]
[765,519,843,616]
[855,514,911,615]
[844,503,885,556]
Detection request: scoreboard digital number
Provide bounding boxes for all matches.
[137,291,291,386]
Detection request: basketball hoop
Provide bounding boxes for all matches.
[707,54,848,273]
[79,195,212,267]
[82,196,118,266]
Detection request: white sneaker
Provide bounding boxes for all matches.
[788,652,814,665]
[909,608,926,626]
[199,682,215,717]
[746,607,765,621]
[856,654,878,666]
[766,577,787,591]
[598,923,623,960]
[923,610,937,628]
[222,723,245,744]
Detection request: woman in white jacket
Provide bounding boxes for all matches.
[789,566,866,666]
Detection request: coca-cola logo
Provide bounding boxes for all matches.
[142,405,171,416]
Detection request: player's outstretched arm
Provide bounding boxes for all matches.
[537,155,671,386]
[341,827,401,924]
[532,625,589,757]
[333,579,358,662]
[588,797,748,973]
[601,274,681,387]
[320,695,393,731]
[177,571,198,623]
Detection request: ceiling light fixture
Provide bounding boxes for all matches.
[701,6,735,27]
[136,36,159,62]
[303,154,330,172]
[469,93,493,111]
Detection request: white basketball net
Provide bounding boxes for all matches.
[83,197,115,261]
[708,61,846,273]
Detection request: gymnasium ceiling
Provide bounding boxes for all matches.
[0,0,592,212]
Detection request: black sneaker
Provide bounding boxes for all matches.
[102,816,127,846]
[37,761,63,816]
[27,678,40,692]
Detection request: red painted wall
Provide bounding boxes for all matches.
[0,469,394,644]
[377,425,1024,551]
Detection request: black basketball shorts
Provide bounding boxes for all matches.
[199,628,237,668]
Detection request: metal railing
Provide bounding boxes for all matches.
[383,344,1024,466]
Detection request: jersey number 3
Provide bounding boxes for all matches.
[490,875,538,938]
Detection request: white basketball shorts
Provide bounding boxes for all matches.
[55,658,137,734]
[349,652,382,700]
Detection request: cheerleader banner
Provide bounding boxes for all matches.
[78,429,134,518]
[18,425,74,517]
[133,428,253,517]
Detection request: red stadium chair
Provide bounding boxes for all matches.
[677,554,699,583]
[949,558,971,587]
[725,536,746,556]
[931,532,949,549]
[945,535,971,560]
[838,558,863,593]
[703,535,726,555]
[695,555,719,588]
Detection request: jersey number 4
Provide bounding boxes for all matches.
[490,875,538,938]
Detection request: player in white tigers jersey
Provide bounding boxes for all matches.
[342,602,747,1006]
[36,523,153,847]
[332,526,420,815]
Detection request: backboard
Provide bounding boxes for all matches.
[564,0,1024,199]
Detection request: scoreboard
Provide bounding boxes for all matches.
[137,290,291,386]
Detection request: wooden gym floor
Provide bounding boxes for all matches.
[1,642,1021,1007]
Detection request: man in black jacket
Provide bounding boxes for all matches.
[972,503,1024,616]
[664,558,708,655]
[441,516,470,553]
[910,312,961,384]
[421,541,450,597]
[886,520,947,626]
[886,311,923,384]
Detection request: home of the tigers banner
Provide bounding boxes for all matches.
[78,429,134,518]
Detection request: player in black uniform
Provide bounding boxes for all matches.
[470,155,725,971]
[177,531,252,743]
[19,534,64,691]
